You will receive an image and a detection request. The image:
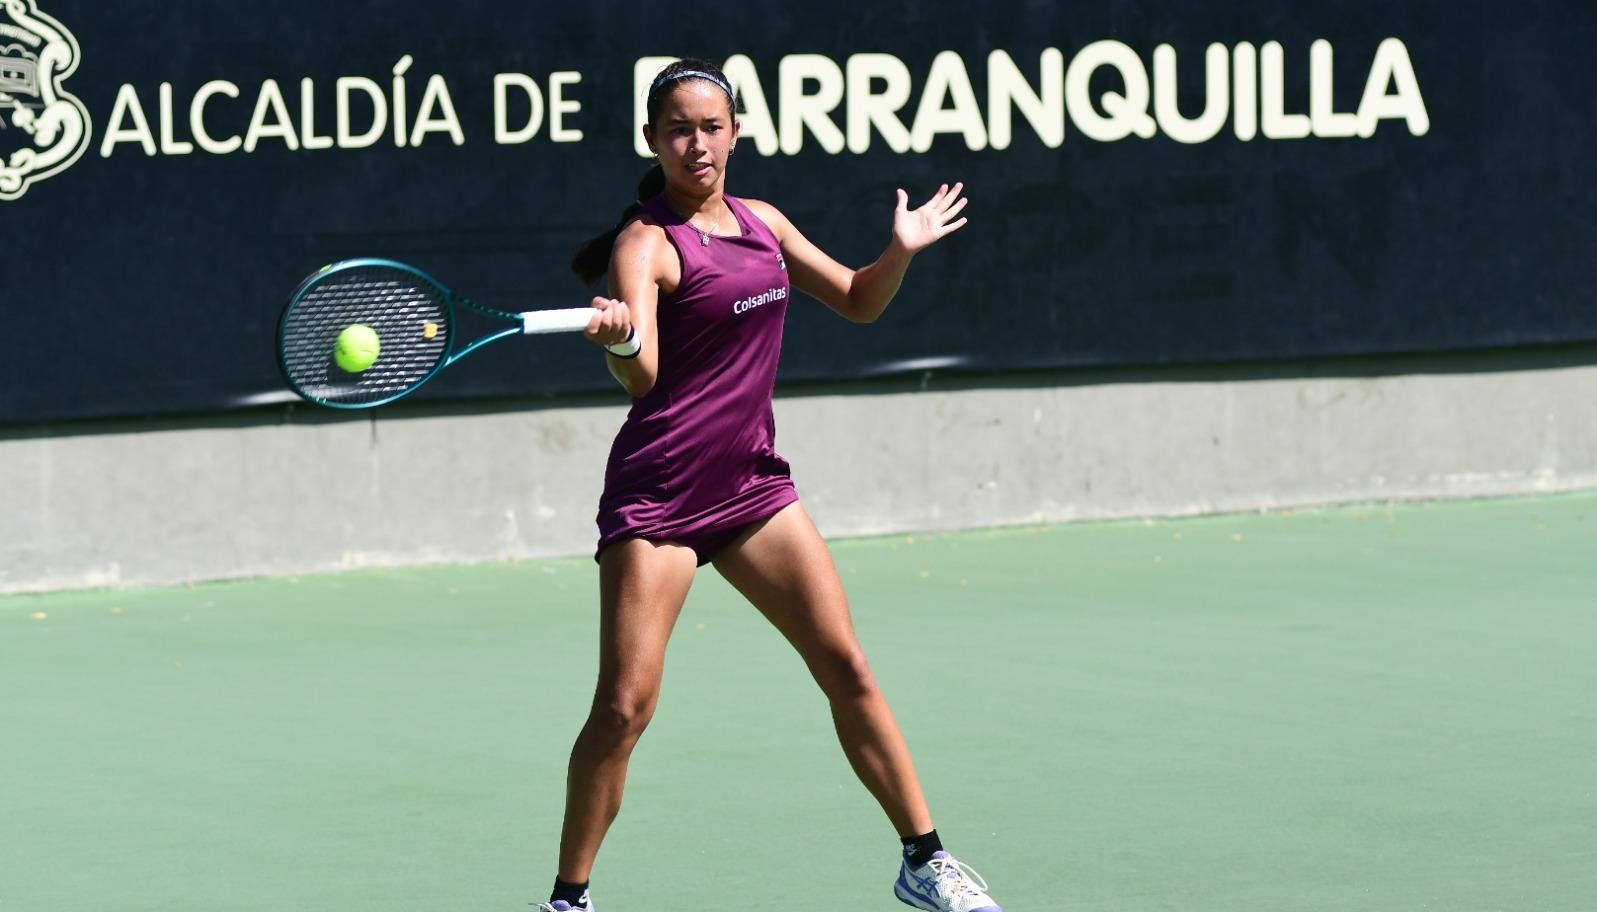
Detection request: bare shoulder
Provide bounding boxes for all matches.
[736,197,791,240]
[611,212,680,291]
[614,215,670,259]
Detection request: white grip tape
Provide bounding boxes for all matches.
[521,308,598,335]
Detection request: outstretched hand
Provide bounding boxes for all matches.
[892,182,969,255]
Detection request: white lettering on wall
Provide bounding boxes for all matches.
[93,39,1432,162]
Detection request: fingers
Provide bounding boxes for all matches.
[585,297,634,347]
[919,181,965,213]
[944,181,964,208]
[585,295,608,336]
[893,181,970,252]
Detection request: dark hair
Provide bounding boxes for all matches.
[570,58,736,288]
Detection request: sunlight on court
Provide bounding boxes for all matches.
[4,493,1593,912]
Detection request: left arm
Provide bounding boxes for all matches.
[743,182,968,324]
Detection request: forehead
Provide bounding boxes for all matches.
[657,81,734,121]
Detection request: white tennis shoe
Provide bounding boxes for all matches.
[894,851,1002,912]
[533,891,593,912]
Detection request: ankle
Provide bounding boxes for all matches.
[901,828,943,868]
[550,876,590,907]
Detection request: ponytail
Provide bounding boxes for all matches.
[570,164,668,288]
[572,57,731,287]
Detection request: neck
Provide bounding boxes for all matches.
[661,185,725,220]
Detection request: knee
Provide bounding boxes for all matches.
[813,648,879,702]
[581,691,657,750]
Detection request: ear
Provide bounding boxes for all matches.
[642,123,658,155]
[730,118,741,153]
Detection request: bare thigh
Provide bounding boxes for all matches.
[711,503,869,697]
[593,538,700,721]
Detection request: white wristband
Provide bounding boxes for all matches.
[605,328,642,359]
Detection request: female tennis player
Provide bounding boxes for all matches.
[539,58,997,912]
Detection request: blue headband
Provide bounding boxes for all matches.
[651,69,735,103]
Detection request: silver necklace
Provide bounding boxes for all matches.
[689,207,721,246]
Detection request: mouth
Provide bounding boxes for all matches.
[686,161,712,175]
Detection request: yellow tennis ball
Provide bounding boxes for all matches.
[334,324,381,373]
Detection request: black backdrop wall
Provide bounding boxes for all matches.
[2,0,1593,423]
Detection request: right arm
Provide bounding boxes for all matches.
[587,219,674,397]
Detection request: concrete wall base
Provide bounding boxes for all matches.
[4,349,1595,593]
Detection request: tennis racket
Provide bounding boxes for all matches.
[277,258,635,409]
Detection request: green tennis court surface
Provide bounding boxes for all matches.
[4,493,1594,912]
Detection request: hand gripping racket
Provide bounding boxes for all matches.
[277,258,638,409]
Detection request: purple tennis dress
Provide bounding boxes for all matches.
[595,194,799,565]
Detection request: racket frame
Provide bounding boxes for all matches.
[278,258,597,410]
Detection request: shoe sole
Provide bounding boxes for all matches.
[895,880,1004,912]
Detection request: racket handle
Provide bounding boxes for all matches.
[521,308,597,334]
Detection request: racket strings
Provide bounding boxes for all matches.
[280,267,452,406]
